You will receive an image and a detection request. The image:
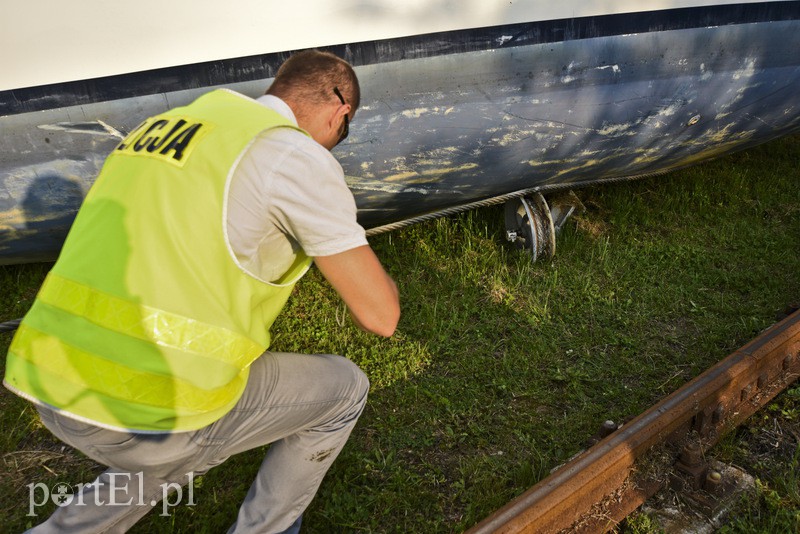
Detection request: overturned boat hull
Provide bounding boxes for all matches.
[2,1,799,264]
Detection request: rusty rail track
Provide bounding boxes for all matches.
[467,309,800,534]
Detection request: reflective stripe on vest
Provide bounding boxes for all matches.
[37,273,262,368]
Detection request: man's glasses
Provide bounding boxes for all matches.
[333,87,349,144]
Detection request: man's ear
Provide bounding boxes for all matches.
[330,103,350,130]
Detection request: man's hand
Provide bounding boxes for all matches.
[314,245,400,337]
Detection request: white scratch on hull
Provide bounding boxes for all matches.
[38,120,125,139]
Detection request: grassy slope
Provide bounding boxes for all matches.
[0,134,798,533]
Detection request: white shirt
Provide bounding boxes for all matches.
[226,95,367,282]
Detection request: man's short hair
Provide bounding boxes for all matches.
[268,50,360,111]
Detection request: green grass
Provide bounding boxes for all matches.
[1,134,799,533]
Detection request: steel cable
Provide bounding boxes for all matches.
[0,319,21,333]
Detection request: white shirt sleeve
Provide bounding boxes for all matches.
[266,129,367,257]
[227,125,367,282]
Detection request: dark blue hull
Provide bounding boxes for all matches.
[1,2,799,263]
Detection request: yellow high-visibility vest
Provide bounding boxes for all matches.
[5,90,312,432]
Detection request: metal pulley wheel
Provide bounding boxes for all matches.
[504,192,555,262]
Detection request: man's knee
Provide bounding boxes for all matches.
[321,355,370,427]
[350,360,370,401]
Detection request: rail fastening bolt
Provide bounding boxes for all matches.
[599,420,617,438]
[704,470,723,494]
[757,372,768,390]
[680,443,702,467]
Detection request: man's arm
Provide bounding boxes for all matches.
[314,245,400,337]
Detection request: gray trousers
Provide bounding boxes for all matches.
[29,352,370,533]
